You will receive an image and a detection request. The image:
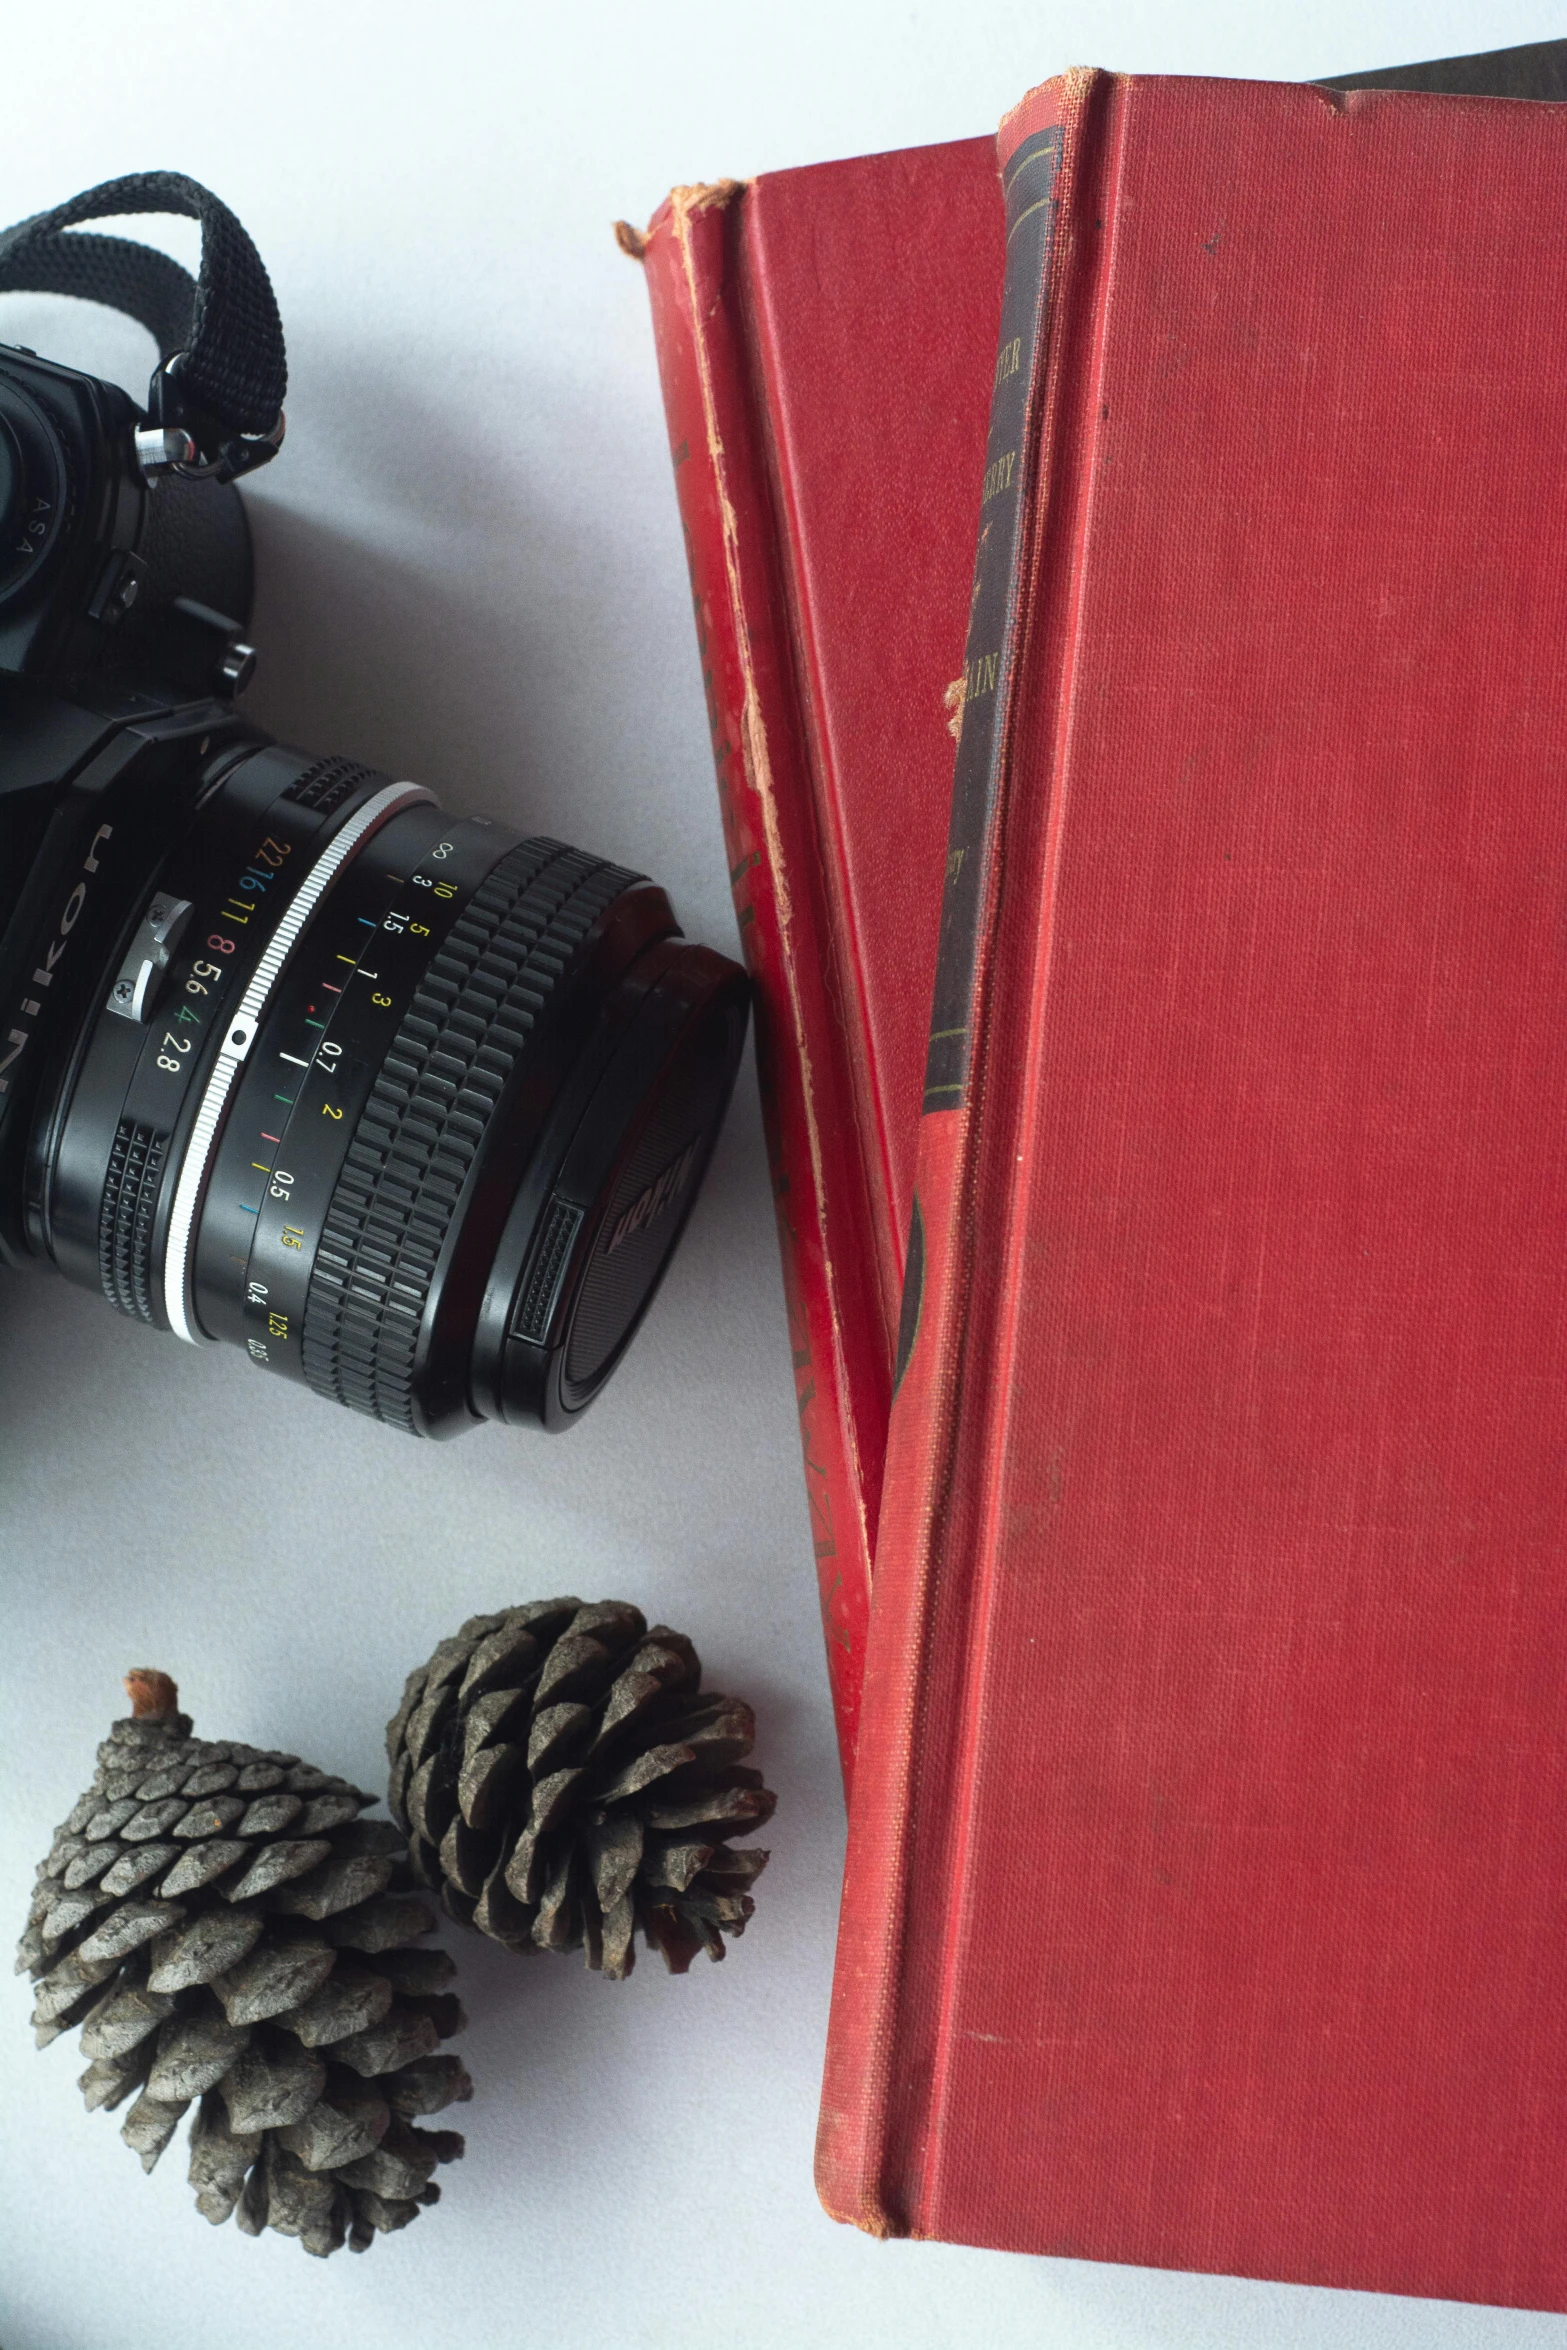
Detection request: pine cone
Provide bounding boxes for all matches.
[18,1671,470,2257]
[387,1601,774,1979]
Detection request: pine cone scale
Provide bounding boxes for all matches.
[278,2091,386,2172]
[320,1894,432,1951]
[149,1908,263,1991]
[381,2052,471,2114]
[211,1935,336,2025]
[221,2034,326,2131]
[455,1627,538,1705]
[458,1740,528,1831]
[163,1839,249,1898]
[122,2088,190,2169]
[224,1837,332,1902]
[299,1794,360,1834]
[146,2010,250,2100]
[404,1754,451,1849]
[286,1969,393,2047]
[78,1970,174,2057]
[270,1851,394,1920]
[80,2050,150,2110]
[524,1703,588,1776]
[461,1687,527,1754]
[80,1898,186,1968]
[140,1797,214,1839]
[42,1886,111,1941]
[501,1823,545,1906]
[472,1857,530,1942]
[190,2094,260,2221]
[438,1815,492,1898]
[98,1843,177,1896]
[62,1845,119,1890]
[402,1695,451,1772]
[333,2008,439,2078]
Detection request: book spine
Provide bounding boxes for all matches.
[815,69,1112,2232]
[640,186,885,1786]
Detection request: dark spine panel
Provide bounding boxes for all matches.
[1319,37,1567,102]
[921,128,1062,1112]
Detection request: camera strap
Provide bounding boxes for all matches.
[0,171,286,481]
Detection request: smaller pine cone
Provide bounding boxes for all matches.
[387,1601,774,1979]
[18,1674,470,2256]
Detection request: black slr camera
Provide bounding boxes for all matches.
[0,175,747,1434]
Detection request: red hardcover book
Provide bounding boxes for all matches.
[817,68,1567,2307]
[630,46,1547,1787]
[635,147,1005,1778]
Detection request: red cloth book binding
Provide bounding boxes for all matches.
[637,148,1005,1779]
[816,68,1567,2308]
[630,44,1544,1791]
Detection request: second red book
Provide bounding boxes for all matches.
[636,140,1004,1778]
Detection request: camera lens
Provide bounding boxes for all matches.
[35,742,748,1434]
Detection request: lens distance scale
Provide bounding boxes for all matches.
[225,814,502,1379]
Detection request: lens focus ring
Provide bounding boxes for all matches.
[300,839,638,1429]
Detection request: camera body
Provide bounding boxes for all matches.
[0,184,748,1435]
[0,340,266,1266]
[0,339,254,691]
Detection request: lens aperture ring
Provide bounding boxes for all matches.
[281,756,382,818]
[160,779,433,1340]
[301,841,639,1430]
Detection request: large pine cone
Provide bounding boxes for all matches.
[387,1601,774,1980]
[18,1672,470,2257]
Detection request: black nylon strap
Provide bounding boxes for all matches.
[0,171,286,455]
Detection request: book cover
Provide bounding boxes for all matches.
[635,143,1005,1778]
[817,67,1567,2309]
[631,40,1561,1787]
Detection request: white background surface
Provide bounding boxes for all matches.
[2,6,1566,2345]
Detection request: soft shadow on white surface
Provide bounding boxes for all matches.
[4,1,1567,2345]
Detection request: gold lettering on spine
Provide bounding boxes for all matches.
[964,650,1001,702]
[981,449,1018,505]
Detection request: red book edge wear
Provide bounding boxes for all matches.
[635,149,1006,1782]
[639,184,882,1776]
[819,67,1567,2311]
